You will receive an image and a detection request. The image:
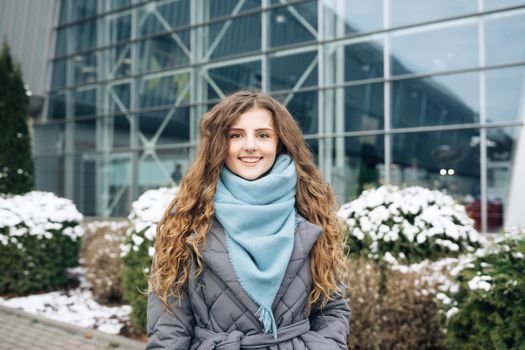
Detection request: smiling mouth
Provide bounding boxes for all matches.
[239,157,262,164]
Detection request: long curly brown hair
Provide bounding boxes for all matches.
[149,90,348,311]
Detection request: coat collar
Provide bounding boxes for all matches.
[199,214,323,313]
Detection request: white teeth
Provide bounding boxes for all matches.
[240,157,262,163]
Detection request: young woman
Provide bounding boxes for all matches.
[146,91,350,349]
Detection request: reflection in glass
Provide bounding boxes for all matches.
[72,118,97,151]
[51,59,66,89]
[34,124,65,155]
[73,88,97,117]
[329,136,385,204]
[270,1,317,48]
[104,114,130,150]
[206,0,260,19]
[102,44,131,79]
[484,0,525,11]
[138,0,190,37]
[485,10,525,65]
[106,12,131,44]
[273,90,318,134]
[206,61,262,101]
[390,0,476,28]
[344,83,384,132]
[392,72,479,128]
[486,127,519,232]
[486,66,525,123]
[70,20,97,54]
[137,108,190,146]
[138,148,189,193]
[138,31,190,73]
[35,157,65,197]
[138,73,190,109]
[207,14,261,60]
[392,129,480,228]
[70,0,97,21]
[108,83,131,113]
[73,52,97,84]
[99,154,131,217]
[269,51,317,91]
[391,21,478,75]
[48,94,66,120]
[323,0,383,37]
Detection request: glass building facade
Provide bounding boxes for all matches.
[36,0,525,232]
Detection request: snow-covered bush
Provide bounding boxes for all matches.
[121,186,178,333]
[338,186,485,264]
[81,220,128,304]
[0,191,83,294]
[441,227,525,349]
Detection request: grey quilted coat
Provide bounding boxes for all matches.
[146,214,351,349]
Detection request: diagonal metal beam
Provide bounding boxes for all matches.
[109,44,131,79]
[152,10,191,59]
[108,86,133,122]
[278,0,318,39]
[150,81,190,144]
[283,54,318,105]
[202,70,226,99]
[204,0,247,60]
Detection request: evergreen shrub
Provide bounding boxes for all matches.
[0,191,83,294]
[121,186,178,333]
[442,227,525,350]
[338,185,484,264]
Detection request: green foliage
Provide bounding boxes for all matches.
[445,232,525,350]
[121,227,151,333]
[0,224,80,294]
[0,41,34,195]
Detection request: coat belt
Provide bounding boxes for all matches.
[193,318,310,349]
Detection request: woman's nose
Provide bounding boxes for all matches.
[242,135,257,151]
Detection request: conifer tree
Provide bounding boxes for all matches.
[0,41,34,194]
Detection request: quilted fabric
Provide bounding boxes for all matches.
[146,214,351,349]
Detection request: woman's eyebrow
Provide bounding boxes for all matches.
[228,127,274,132]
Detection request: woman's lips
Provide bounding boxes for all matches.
[239,157,262,165]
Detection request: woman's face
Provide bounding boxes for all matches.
[224,108,279,181]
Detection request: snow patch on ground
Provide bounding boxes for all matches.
[0,267,131,335]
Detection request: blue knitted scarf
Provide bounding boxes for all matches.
[213,154,297,339]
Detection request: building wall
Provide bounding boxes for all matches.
[0,0,57,98]
[29,0,525,231]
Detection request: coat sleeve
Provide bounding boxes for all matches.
[146,287,195,350]
[308,287,351,350]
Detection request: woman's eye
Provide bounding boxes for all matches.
[229,133,241,139]
[259,133,270,138]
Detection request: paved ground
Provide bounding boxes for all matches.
[0,304,145,350]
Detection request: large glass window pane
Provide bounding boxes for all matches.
[70,1,97,21]
[34,123,65,156]
[136,107,190,147]
[35,157,65,197]
[73,87,97,118]
[306,138,319,167]
[206,0,260,20]
[486,66,525,123]
[484,0,525,11]
[390,0,477,28]
[72,52,97,85]
[391,20,478,76]
[105,12,131,44]
[391,129,481,228]
[485,10,525,66]
[392,72,479,128]
[138,31,190,74]
[138,0,190,37]
[269,50,317,91]
[98,0,132,13]
[51,59,67,89]
[138,148,189,193]
[137,73,190,109]
[486,127,520,232]
[69,20,98,54]
[273,90,318,134]
[71,154,97,216]
[206,61,262,101]
[323,0,383,37]
[329,135,385,204]
[98,153,131,217]
[270,1,317,48]
[204,14,261,60]
[101,44,132,79]
[345,83,384,132]
[47,93,66,120]
[58,0,69,25]
[71,118,97,152]
[104,114,131,150]
[55,28,67,57]
[108,82,131,113]
[326,38,384,85]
